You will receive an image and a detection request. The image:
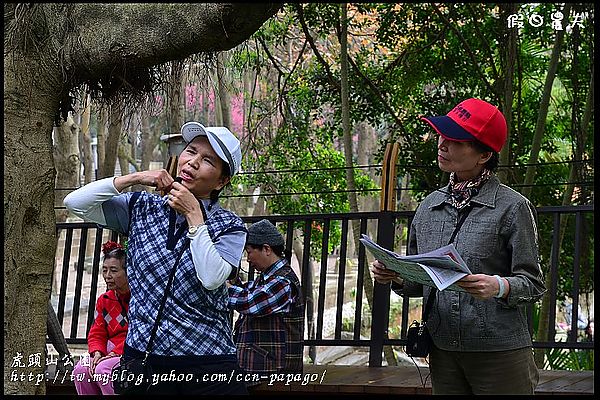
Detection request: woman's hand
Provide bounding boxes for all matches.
[114,169,175,193]
[89,351,103,374]
[90,351,118,374]
[370,260,403,285]
[457,274,509,300]
[167,182,205,226]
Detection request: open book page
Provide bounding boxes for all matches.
[359,234,471,292]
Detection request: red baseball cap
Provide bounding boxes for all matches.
[420,98,507,152]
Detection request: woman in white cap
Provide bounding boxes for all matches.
[64,122,248,394]
[371,99,545,394]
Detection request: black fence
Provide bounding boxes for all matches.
[50,204,594,365]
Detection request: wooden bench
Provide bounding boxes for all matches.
[46,364,593,395]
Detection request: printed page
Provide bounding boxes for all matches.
[399,244,471,273]
[419,263,468,291]
[359,234,469,292]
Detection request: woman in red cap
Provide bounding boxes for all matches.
[371,98,545,394]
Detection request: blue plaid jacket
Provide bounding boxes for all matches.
[104,191,246,356]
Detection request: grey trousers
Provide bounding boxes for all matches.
[429,345,539,395]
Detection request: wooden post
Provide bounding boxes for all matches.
[379,142,400,211]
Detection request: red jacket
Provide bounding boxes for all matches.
[87,289,130,356]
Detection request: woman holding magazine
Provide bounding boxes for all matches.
[370,98,545,395]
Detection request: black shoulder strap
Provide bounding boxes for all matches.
[143,238,189,363]
[423,204,476,320]
[127,192,142,234]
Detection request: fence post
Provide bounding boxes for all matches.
[369,142,399,366]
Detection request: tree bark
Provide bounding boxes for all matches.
[4,53,61,396]
[96,106,107,178]
[216,52,232,128]
[53,114,81,223]
[79,94,94,184]
[103,102,124,177]
[3,3,281,393]
[168,60,185,135]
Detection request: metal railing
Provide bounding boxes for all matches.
[50,204,594,365]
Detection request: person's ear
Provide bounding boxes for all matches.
[215,175,231,191]
[478,151,492,165]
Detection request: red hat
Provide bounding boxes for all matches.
[420,98,507,152]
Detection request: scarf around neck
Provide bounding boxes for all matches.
[447,168,491,210]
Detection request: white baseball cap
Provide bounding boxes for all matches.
[180,121,242,176]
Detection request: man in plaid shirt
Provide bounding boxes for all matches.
[228,219,305,387]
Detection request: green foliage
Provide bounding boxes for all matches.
[229,3,594,302]
[544,348,594,371]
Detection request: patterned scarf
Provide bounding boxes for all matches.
[448,168,492,210]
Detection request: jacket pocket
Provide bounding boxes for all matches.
[462,220,497,257]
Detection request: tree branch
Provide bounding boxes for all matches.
[432,4,498,102]
[294,3,340,90]
[466,4,500,84]
[347,55,405,131]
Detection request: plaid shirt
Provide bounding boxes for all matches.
[230,261,305,375]
[228,259,293,315]
[103,191,246,356]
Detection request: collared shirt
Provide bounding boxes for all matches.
[398,175,546,352]
[228,259,293,316]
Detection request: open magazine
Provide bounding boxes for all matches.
[359,234,472,292]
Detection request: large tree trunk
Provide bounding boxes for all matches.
[168,60,185,135]
[4,55,62,395]
[3,3,281,394]
[139,109,159,192]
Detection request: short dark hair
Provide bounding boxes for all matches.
[246,243,291,261]
[469,140,499,171]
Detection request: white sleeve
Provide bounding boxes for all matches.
[63,177,121,225]
[188,225,233,290]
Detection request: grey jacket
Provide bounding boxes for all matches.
[398,175,546,351]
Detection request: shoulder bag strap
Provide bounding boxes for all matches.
[141,237,190,363]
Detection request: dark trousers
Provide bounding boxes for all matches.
[143,361,249,395]
[429,344,539,395]
[123,344,248,395]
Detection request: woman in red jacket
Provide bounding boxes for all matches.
[73,241,130,395]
